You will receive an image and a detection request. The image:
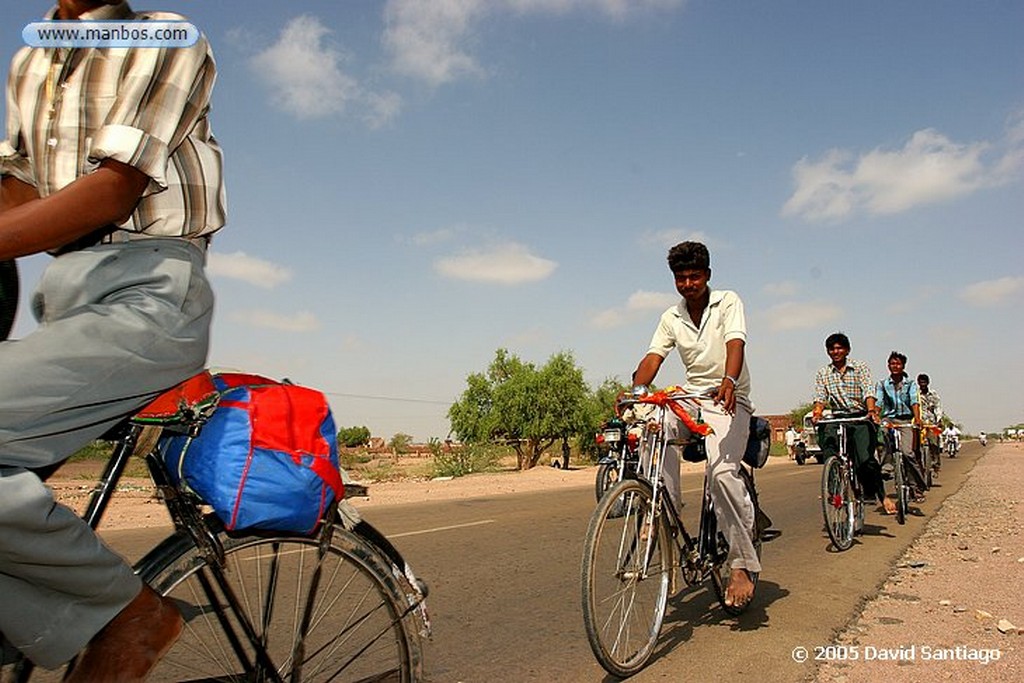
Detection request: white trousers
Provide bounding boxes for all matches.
[663,401,760,573]
[0,239,212,668]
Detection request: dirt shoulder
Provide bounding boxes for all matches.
[814,441,1024,682]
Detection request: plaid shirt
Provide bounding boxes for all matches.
[814,359,874,412]
[0,2,226,239]
[918,389,942,425]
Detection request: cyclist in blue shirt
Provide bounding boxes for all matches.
[875,351,928,502]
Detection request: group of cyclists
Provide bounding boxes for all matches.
[811,334,951,517]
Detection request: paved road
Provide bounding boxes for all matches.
[101,446,981,682]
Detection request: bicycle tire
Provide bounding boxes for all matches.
[821,456,854,551]
[893,452,908,525]
[595,461,619,503]
[0,259,18,342]
[136,523,424,682]
[711,467,763,614]
[581,478,670,678]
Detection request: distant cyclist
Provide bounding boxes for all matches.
[812,333,896,515]
[942,425,962,456]
[876,352,928,503]
[917,373,943,474]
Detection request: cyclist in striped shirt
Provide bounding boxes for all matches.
[812,333,896,515]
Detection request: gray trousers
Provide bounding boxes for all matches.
[0,239,212,668]
[663,401,760,573]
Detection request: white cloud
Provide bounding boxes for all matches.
[408,228,457,246]
[638,228,713,249]
[782,123,1024,222]
[434,241,557,284]
[383,0,684,86]
[763,280,799,298]
[763,301,842,331]
[960,276,1024,308]
[591,289,676,329]
[251,15,401,125]
[230,309,321,333]
[207,251,292,288]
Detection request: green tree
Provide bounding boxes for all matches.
[788,402,815,429]
[337,425,371,447]
[388,433,413,454]
[448,348,591,470]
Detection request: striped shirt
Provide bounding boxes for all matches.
[0,2,225,239]
[814,359,874,412]
[918,389,942,424]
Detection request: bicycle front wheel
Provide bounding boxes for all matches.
[138,524,423,682]
[893,454,908,525]
[581,479,670,678]
[821,456,855,551]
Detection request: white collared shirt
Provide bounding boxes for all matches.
[646,289,751,401]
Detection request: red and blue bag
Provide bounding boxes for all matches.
[160,372,344,534]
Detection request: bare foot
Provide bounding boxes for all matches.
[724,568,755,608]
[881,498,897,515]
[66,584,182,682]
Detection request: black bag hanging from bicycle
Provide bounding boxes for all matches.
[678,417,770,467]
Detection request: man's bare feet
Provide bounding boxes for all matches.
[66,584,182,682]
[881,497,897,515]
[724,568,755,608]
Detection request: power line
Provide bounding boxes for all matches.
[322,390,452,406]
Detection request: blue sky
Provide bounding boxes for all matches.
[3,1,1022,439]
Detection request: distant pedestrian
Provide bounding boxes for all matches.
[785,426,799,459]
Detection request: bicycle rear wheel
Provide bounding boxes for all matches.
[138,523,423,682]
[595,461,620,503]
[821,456,855,551]
[581,479,670,678]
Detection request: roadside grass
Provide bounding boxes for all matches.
[65,440,593,484]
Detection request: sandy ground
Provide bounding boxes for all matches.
[49,443,1024,681]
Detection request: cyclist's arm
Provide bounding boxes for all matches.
[0,160,148,259]
[715,338,743,413]
[866,396,880,423]
[632,352,664,389]
[0,176,38,213]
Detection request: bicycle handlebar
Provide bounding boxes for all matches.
[814,414,873,426]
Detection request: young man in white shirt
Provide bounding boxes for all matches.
[631,241,759,609]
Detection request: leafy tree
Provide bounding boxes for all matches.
[448,348,591,470]
[337,425,371,448]
[788,402,815,429]
[388,433,413,454]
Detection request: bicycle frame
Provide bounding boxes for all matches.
[621,391,730,586]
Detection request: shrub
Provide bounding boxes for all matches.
[431,440,503,478]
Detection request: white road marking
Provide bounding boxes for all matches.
[390,519,496,538]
